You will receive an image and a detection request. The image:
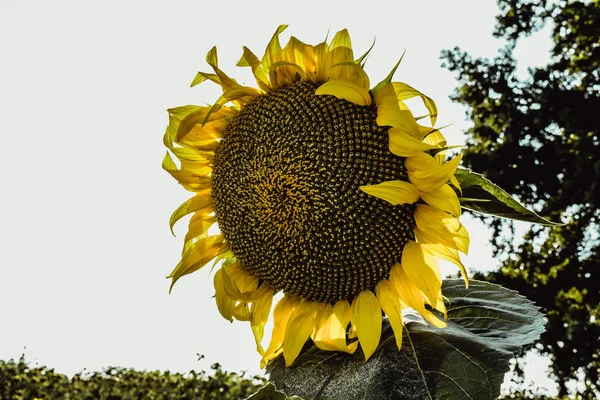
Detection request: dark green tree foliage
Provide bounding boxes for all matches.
[0,355,264,400]
[441,0,599,397]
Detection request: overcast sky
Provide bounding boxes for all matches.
[0,0,556,394]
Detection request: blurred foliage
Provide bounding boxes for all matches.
[0,355,264,400]
[441,0,599,398]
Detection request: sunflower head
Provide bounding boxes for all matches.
[163,25,470,368]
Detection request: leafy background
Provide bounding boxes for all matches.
[442,0,599,397]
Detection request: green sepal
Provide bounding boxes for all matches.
[455,168,561,225]
[354,37,376,67]
[371,51,405,95]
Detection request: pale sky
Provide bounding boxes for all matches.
[0,0,555,394]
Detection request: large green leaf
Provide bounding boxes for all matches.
[266,280,545,400]
[454,168,560,225]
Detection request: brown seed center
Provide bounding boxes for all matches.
[212,80,415,303]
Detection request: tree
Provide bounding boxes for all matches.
[441,0,600,397]
[0,355,264,399]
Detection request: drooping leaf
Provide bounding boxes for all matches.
[267,279,545,400]
[454,168,560,225]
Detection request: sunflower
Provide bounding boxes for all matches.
[163,26,470,368]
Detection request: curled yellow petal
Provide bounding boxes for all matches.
[225,263,259,293]
[389,264,447,329]
[204,46,239,92]
[169,191,213,235]
[359,180,419,205]
[261,295,301,368]
[351,290,381,361]
[414,204,470,254]
[220,264,271,302]
[261,25,288,86]
[419,184,462,218]
[283,301,324,366]
[311,306,338,351]
[423,243,469,287]
[312,300,357,353]
[233,302,251,321]
[184,212,216,245]
[376,279,404,350]
[374,83,420,137]
[251,287,275,355]
[406,153,462,192]
[269,61,306,87]
[388,128,437,157]
[168,235,227,291]
[283,36,321,82]
[401,241,442,306]
[214,268,235,322]
[315,79,371,106]
[238,46,271,91]
[391,82,438,126]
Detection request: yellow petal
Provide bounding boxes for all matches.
[422,129,446,148]
[175,108,210,142]
[374,84,419,137]
[283,301,324,366]
[269,60,306,87]
[359,180,420,205]
[419,184,461,218]
[261,25,288,85]
[423,243,469,287]
[388,127,437,157]
[322,46,354,76]
[329,29,353,51]
[164,151,212,191]
[164,105,205,146]
[284,37,320,81]
[261,295,301,368]
[315,79,371,106]
[311,306,338,351]
[232,302,252,321]
[389,264,447,328]
[169,191,213,235]
[313,41,330,81]
[204,46,240,93]
[165,169,211,192]
[406,153,462,192]
[351,290,382,361]
[312,300,357,353]
[401,241,442,306]
[329,61,370,89]
[391,82,438,126]
[220,265,271,302]
[184,212,216,245]
[238,46,271,91]
[225,263,259,293]
[251,287,275,355]
[376,279,404,350]
[168,235,227,291]
[214,268,235,322]
[190,71,218,88]
[330,300,358,353]
[414,204,470,254]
